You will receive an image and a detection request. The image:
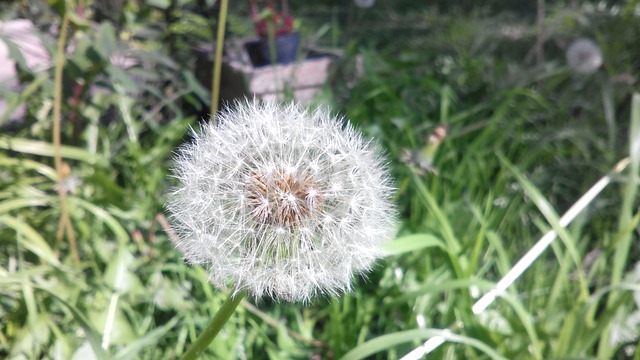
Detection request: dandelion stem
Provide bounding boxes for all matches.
[180,290,247,360]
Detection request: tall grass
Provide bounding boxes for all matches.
[1,1,639,359]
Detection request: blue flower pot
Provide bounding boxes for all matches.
[245,32,300,67]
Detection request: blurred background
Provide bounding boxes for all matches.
[1,0,640,359]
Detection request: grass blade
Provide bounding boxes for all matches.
[342,329,508,360]
[0,215,60,267]
[0,137,106,166]
[383,233,445,256]
[113,317,179,360]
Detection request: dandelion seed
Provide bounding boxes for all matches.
[166,99,396,302]
[566,38,603,75]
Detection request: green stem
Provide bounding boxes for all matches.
[210,0,229,123]
[53,8,79,263]
[180,290,247,360]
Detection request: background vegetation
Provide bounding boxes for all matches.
[1,0,639,359]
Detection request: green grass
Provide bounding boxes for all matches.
[1,1,640,359]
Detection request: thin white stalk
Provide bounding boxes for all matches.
[102,292,120,349]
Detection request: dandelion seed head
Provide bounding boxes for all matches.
[566,38,603,75]
[166,99,396,302]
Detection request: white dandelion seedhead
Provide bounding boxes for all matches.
[566,38,603,75]
[166,99,396,302]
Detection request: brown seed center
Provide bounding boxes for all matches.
[246,168,321,227]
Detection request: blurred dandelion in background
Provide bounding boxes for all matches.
[354,0,375,9]
[166,99,396,302]
[565,38,603,74]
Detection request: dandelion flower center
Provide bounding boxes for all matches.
[246,168,321,227]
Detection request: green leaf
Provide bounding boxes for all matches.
[68,197,130,245]
[498,154,589,301]
[340,329,508,360]
[0,34,27,69]
[96,22,118,59]
[497,292,542,359]
[113,317,179,360]
[34,285,109,360]
[411,174,461,254]
[109,66,139,93]
[146,0,171,9]
[0,137,107,166]
[0,197,50,215]
[0,157,57,180]
[182,69,211,106]
[0,215,60,267]
[383,233,445,256]
[9,315,51,359]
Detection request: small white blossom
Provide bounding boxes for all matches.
[166,99,396,302]
[566,38,603,75]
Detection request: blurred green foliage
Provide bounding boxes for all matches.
[1,0,640,359]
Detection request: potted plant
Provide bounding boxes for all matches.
[245,0,300,67]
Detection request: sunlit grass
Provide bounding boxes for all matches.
[1,1,639,359]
